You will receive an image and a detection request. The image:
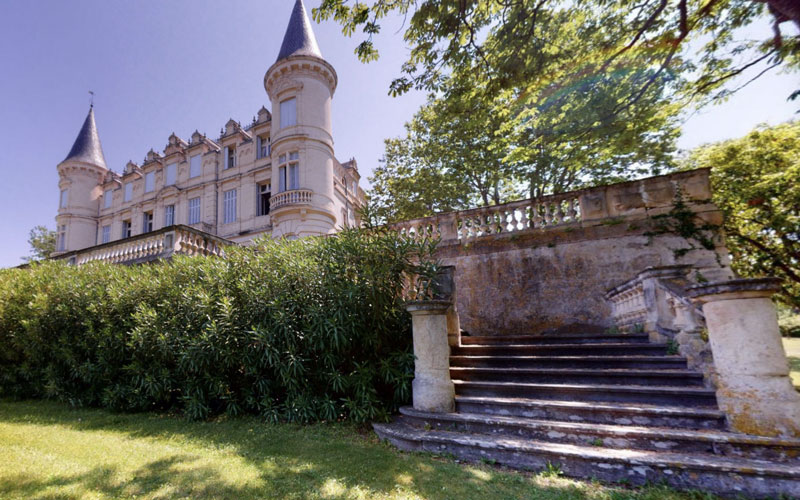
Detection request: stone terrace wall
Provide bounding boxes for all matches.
[389,169,734,336]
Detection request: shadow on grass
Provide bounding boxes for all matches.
[0,400,706,500]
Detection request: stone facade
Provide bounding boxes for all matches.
[53,0,364,256]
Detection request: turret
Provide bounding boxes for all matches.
[54,106,107,254]
[264,0,339,238]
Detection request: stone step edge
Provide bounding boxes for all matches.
[454,395,726,418]
[398,407,800,450]
[449,355,685,361]
[373,423,800,479]
[454,342,668,349]
[450,367,703,377]
[453,380,717,396]
[461,333,649,342]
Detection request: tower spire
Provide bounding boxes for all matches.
[63,106,107,169]
[276,0,323,62]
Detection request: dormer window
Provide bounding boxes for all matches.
[224,146,236,169]
[144,171,155,193]
[165,163,177,186]
[189,154,202,178]
[124,183,133,202]
[280,98,296,128]
[104,189,112,209]
[257,135,270,159]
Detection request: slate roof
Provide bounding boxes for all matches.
[63,107,107,169]
[276,0,323,62]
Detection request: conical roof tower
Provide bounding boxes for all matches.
[275,0,323,62]
[62,106,107,169]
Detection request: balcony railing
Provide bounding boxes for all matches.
[52,225,232,266]
[270,189,313,210]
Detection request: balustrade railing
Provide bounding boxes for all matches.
[54,225,230,266]
[386,169,715,245]
[388,192,582,244]
[605,265,705,334]
[270,189,313,210]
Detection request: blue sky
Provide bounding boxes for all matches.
[0,1,796,268]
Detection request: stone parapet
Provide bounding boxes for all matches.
[52,225,231,265]
[387,168,718,248]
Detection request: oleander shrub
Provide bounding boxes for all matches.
[0,228,438,422]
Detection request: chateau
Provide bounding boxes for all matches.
[53,0,364,257]
[41,2,800,497]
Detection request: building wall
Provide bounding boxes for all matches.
[419,169,735,336]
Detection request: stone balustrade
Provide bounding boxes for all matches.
[388,193,582,243]
[53,225,230,265]
[270,189,313,210]
[387,168,716,245]
[606,266,714,384]
[605,266,705,334]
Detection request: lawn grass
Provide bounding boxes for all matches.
[0,400,719,500]
[784,337,800,388]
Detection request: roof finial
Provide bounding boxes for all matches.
[89,90,94,108]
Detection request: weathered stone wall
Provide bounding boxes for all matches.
[421,169,733,336]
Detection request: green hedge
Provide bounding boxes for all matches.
[0,229,433,422]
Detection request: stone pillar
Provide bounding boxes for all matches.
[433,266,461,347]
[688,278,800,437]
[406,300,455,413]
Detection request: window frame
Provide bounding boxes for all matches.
[57,225,66,251]
[164,204,175,227]
[144,171,155,193]
[101,225,111,244]
[223,188,237,224]
[188,197,201,225]
[280,97,297,129]
[189,154,202,178]
[165,163,177,186]
[257,183,271,216]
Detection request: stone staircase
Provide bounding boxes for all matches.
[374,332,800,498]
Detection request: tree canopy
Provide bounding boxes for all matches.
[368,7,682,222]
[684,121,800,307]
[23,225,55,263]
[315,0,798,105]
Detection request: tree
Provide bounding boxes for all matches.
[315,0,798,106]
[684,121,800,307]
[23,226,56,263]
[369,14,681,221]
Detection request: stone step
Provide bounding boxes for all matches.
[455,396,726,429]
[372,423,800,498]
[453,381,718,407]
[451,343,668,357]
[460,333,650,345]
[450,367,705,387]
[397,407,800,464]
[449,355,687,370]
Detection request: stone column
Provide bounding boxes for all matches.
[406,300,455,413]
[688,278,800,437]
